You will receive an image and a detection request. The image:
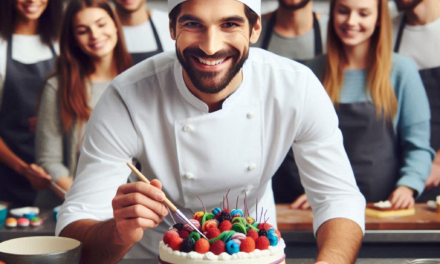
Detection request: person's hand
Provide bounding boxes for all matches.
[21,163,52,190]
[289,193,310,210]
[112,180,168,246]
[388,186,415,209]
[425,161,440,191]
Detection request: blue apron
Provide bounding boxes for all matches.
[394,15,440,201]
[0,37,57,208]
[130,12,164,65]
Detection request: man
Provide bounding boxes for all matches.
[252,0,328,207]
[114,0,175,64]
[393,0,440,201]
[56,0,365,263]
[252,0,328,62]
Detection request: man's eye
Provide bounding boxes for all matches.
[185,22,200,28]
[222,22,238,29]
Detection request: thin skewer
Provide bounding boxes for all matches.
[126,162,207,240]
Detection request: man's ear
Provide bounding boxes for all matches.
[249,17,262,44]
[169,20,176,40]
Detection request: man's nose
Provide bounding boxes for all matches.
[199,26,223,56]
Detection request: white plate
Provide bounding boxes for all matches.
[9,207,39,218]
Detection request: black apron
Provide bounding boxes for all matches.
[394,16,440,201]
[272,102,400,203]
[0,38,57,208]
[261,11,323,63]
[130,13,164,65]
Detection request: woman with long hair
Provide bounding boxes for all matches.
[0,0,62,207]
[36,0,132,196]
[291,0,434,210]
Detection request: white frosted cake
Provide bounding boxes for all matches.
[158,204,286,264]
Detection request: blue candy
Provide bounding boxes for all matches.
[267,232,279,246]
[226,240,240,255]
[212,207,222,215]
[23,213,36,221]
[230,209,244,217]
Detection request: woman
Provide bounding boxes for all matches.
[0,0,62,208]
[291,0,434,209]
[36,0,132,196]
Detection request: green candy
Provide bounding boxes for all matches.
[209,230,236,244]
[201,213,214,226]
[190,232,201,241]
[232,223,247,235]
[246,222,259,232]
[232,217,247,226]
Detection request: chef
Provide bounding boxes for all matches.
[56,0,366,263]
[393,0,440,201]
[114,0,175,64]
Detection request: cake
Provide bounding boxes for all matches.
[159,195,286,264]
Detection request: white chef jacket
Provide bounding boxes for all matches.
[56,48,366,258]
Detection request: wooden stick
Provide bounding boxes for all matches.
[126,162,177,212]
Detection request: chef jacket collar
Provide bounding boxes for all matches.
[173,58,251,113]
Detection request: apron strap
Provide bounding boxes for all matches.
[148,11,164,53]
[261,11,277,51]
[394,15,406,53]
[312,12,323,56]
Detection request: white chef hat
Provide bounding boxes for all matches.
[168,0,261,17]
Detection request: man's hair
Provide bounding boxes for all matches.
[169,4,259,36]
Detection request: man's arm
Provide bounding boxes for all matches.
[315,218,363,264]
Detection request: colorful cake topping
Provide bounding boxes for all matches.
[162,190,282,257]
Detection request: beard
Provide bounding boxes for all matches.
[394,0,423,10]
[278,0,311,10]
[114,0,145,14]
[176,46,249,94]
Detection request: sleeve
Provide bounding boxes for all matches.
[35,79,70,181]
[394,57,435,196]
[55,82,141,236]
[292,69,366,235]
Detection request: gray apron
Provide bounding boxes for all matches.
[272,102,400,203]
[0,38,56,208]
[130,12,164,65]
[261,11,323,64]
[394,16,440,201]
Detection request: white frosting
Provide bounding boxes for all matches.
[159,239,285,264]
[373,200,392,209]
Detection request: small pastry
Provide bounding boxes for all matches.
[17,217,30,227]
[5,217,17,228]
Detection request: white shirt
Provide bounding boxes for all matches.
[122,9,174,54]
[0,35,58,108]
[392,13,440,70]
[56,48,366,258]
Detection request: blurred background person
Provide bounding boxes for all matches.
[253,0,328,63]
[113,0,174,64]
[36,0,132,202]
[393,0,440,201]
[292,0,434,210]
[0,0,62,208]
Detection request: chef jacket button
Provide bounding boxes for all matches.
[183,173,195,179]
[182,125,194,132]
[247,163,256,171]
[247,112,255,119]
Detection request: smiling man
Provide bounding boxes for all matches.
[56,0,365,263]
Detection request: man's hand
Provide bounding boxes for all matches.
[21,163,52,190]
[111,179,168,246]
[388,186,415,209]
[425,160,440,191]
[290,193,311,210]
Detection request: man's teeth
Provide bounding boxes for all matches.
[198,58,225,66]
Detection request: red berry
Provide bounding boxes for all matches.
[206,228,221,239]
[179,230,190,239]
[195,238,210,254]
[219,220,232,232]
[255,236,270,250]
[240,237,256,253]
[210,240,226,255]
[246,229,259,241]
[168,236,183,251]
[257,223,272,231]
[163,229,179,245]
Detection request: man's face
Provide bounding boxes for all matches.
[278,0,311,10]
[114,0,146,13]
[171,0,260,94]
[394,0,423,10]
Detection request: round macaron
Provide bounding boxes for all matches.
[30,217,43,227]
[5,217,17,228]
[17,217,30,227]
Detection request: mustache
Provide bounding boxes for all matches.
[183,47,239,60]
